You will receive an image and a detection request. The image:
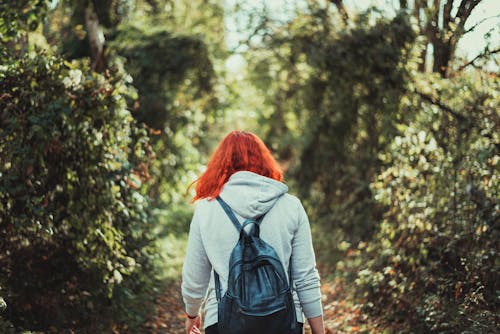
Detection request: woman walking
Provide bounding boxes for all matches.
[181,131,325,334]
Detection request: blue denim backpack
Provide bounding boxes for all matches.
[214,197,299,334]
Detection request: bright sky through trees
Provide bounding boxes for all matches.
[224,0,500,72]
[343,0,500,57]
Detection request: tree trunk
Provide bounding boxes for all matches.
[85,1,106,72]
[432,40,454,77]
[410,0,483,76]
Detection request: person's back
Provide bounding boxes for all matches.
[181,131,325,334]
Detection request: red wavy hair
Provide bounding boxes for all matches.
[190,131,283,201]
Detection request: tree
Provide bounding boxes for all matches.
[234,2,498,330]
[0,43,157,334]
[44,0,226,216]
[356,70,499,332]
[106,0,225,207]
[239,3,417,243]
[84,0,106,71]
[318,1,496,77]
[49,0,126,71]
[398,0,495,77]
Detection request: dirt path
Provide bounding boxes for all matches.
[142,280,186,334]
[318,278,380,334]
[143,278,380,334]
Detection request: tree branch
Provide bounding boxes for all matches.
[414,89,467,122]
[232,16,270,52]
[329,0,349,23]
[458,47,500,71]
[432,0,441,34]
[443,0,453,31]
[455,0,482,32]
[464,14,500,34]
[455,0,468,20]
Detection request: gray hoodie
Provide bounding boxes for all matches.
[181,171,323,329]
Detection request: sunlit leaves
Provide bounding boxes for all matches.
[0,52,156,330]
[356,70,499,332]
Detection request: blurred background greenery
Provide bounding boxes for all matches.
[0,0,498,333]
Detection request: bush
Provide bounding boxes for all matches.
[0,51,157,332]
[353,72,499,333]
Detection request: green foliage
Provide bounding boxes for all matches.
[2,1,498,333]
[0,0,48,41]
[292,12,417,242]
[0,1,226,331]
[43,0,224,210]
[109,24,215,130]
[0,316,16,334]
[353,71,499,333]
[155,233,188,281]
[245,9,417,244]
[107,8,221,206]
[0,52,157,332]
[92,0,134,28]
[242,4,498,332]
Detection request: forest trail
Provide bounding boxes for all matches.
[142,278,380,334]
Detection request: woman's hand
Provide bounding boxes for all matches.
[185,314,201,334]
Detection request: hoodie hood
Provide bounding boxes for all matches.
[219,171,288,219]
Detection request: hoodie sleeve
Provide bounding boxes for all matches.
[291,200,323,318]
[181,204,212,316]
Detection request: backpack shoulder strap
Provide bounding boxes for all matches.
[214,196,240,303]
[216,196,242,232]
[214,270,222,302]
